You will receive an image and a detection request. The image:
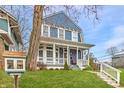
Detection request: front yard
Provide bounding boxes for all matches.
[0,70,114,88]
[19,70,113,88]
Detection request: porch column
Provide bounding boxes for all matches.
[77,47,78,64]
[53,43,56,64]
[87,49,90,66]
[43,44,46,64]
[67,46,69,65]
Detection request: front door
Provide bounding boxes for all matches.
[70,49,77,65]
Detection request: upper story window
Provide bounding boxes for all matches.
[43,25,48,37]
[0,18,8,32]
[59,29,64,39]
[72,31,78,42]
[65,30,72,40]
[50,27,58,38]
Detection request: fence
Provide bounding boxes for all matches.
[100,62,121,84]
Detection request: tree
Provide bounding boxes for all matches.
[106,46,118,57]
[26,5,43,71]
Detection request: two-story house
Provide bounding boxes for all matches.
[37,11,94,69]
[0,8,26,71]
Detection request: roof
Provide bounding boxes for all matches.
[0,7,23,45]
[0,33,13,44]
[3,51,26,58]
[40,36,94,48]
[43,11,82,31]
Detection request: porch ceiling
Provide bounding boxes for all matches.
[40,37,94,49]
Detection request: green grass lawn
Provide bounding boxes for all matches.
[19,70,113,88]
[120,69,124,87]
[0,70,13,88]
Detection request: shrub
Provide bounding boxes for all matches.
[83,65,93,71]
[49,68,54,70]
[64,61,69,70]
[60,68,64,70]
[55,68,59,70]
[89,58,97,71]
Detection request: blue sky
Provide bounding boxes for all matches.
[78,6,124,59]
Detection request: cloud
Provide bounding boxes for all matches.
[105,25,124,49]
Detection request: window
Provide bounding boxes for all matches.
[59,48,63,58]
[72,32,78,42]
[7,60,14,69]
[59,29,64,39]
[78,50,81,59]
[43,25,48,36]
[5,44,9,50]
[39,50,43,57]
[47,51,53,57]
[50,27,58,38]
[0,18,8,32]
[65,30,72,40]
[56,48,58,58]
[17,60,23,69]
[47,46,53,49]
[78,33,81,42]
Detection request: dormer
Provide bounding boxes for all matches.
[41,11,83,43]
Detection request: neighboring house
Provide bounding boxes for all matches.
[0,8,26,71]
[37,11,94,69]
[112,52,124,68]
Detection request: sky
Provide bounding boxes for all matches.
[78,5,124,61]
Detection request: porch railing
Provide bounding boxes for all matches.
[77,59,88,67]
[100,62,121,84]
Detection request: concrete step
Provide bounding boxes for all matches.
[89,71,120,88]
[69,65,80,70]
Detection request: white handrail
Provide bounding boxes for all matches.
[100,62,121,84]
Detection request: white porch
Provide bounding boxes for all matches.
[37,43,90,69]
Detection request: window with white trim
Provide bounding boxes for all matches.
[59,29,64,39]
[17,60,23,69]
[7,60,14,69]
[72,31,78,42]
[47,51,53,57]
[39,50,43,57]
[43,25,48,37]
[46,46,53,57]
[65,30,72,40]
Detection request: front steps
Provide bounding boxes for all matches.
[69,65,80,70]
[89,71,120,88]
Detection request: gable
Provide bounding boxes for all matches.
[43,11,81,31]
